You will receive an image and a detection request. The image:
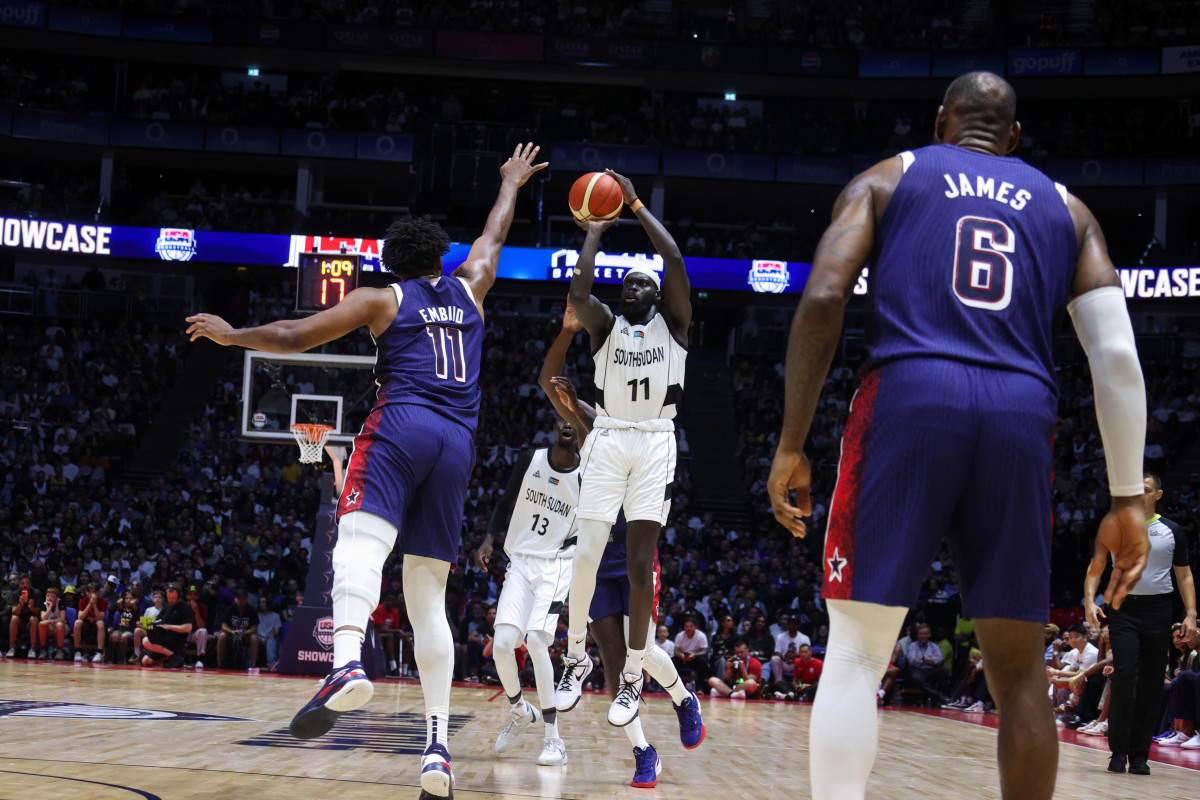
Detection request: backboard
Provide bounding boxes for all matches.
[240,351,378,447]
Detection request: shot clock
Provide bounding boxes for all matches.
[295,253,361,312]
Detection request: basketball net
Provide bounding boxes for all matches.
[291,423,333,464]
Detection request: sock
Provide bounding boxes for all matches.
[811,600,907,800]
[389,659,398,670]
[567,632,587,660]
[644,644,690,704]
[427,712,449,752]
[543,708,558,739]
[623,647,646,679]
[623,716,649,749]
[332,629,364,669]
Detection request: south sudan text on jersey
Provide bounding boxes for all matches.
[612,346,666,368]
[524,487,574,517]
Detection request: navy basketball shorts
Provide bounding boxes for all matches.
[337,403,475,563]
[822,358,1056,623]
[589,549,660,627]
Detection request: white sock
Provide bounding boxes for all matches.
[623,647,646,679]
[332,629,364,669]
[427,712,449,751]
[624,716,649,749]
[566,633,587,660]
[644,643,690,704]
[811,600,907,800]
[566,518,609,657]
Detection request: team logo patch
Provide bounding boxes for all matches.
[533,471,541,478]
[621,327,630,335]
[748,260,791,293]
[313,616,335,650]
[155,228,197,262]
[238,710,470,754]
[548,476,560,485]
[0,699,255,721]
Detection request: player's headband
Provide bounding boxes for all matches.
[623,265,661,290]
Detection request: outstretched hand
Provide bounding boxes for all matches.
[605,169,637,204]
[550,377,580,412]
[768,443,812,538]
[500,142,549,187]
[1095,498,1150,611]
[186,314,234,345]
[562,298,583,333]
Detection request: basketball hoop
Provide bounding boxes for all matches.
[291,423,333,464]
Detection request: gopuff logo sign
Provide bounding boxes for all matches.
[155,228,197,261]
[314,616,335,649]
[0,1,44,28]
[748,260,790,293]
[1008,49,1081,76]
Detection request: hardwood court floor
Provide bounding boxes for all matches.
[0,661,1195,800]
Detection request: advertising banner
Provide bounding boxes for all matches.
[122,14,212,43]
[356,132,414,162]
[370,27,434,57]
[325,23,371,52]
[764,48,857,77]
[776,156,852,185]
[436,31,542,61]
[204,125,280,155]
[109,119,204,150]
[858,50,931,78]
[1045,157,1143,186]
[1144,156,1200,185]
[1083,48,1159,75]
[1007,48,1083,77]
[0,0,44,28]
[12,109,108,145]
[281,129,357,160]
[47,5,120,36]
[1161,44,1200,74]
[213,18,323,49]
[544,36,654,67]
[932,50,1005,77]
[663,149,776,181]
[549,143,659,176]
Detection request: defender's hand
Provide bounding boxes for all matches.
[550,377,579,412]
[186,314,234,346]
[1096,498,1150,611]
[562,298,582,333]
[768,443,812,538]
[500,142,548,187]
[475,539,493,571]
[604,169,638,204]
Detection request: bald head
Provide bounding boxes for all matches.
[936,71,1020,155]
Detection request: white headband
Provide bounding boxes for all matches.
[624,264,661,290]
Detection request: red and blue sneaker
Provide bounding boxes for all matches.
[289,660,373,740]
[631,744,661,788]
[673,690,706,749]
[419,742,454,799]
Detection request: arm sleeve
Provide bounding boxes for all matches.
[1066,286,1146,496]
[486,449,534,537]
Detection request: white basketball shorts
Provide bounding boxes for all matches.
[576,427,676,526]
[495,553,573,637]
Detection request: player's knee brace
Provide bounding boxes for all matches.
[331,511,397,622]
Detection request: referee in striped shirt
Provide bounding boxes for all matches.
[1085,471,1197,775]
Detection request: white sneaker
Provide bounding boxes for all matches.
[74,651,84,663]
[194,658,204,671]
[248,667,260,675]
[536,736,568,766]
[494,703,537,753]
[730,690,746,699]
[774,692,787,700]
[4,648,13,658]
[709,687,720,697]
[91,651,102,663]
[965,701,985,713]
[1156,731,1191,747]
[553,655,592,712]
[1180,733,1200,750]
[608,672,643,727]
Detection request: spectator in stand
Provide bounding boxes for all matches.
[6,575,40,657]
[108,590,138,664]
[1154,625,1200,748]
[709,615,737,679]
[654,624,674,658]
[1043,623,1061,666]
[257,597,282,672]
[371,593,403,677]
[769,614,812,687]
[778,643,822,702]
[142,584,193,668]
[1050,591,1085,630]
[186,586,210,669]
[906,624,950,706]
[746,615,775,666]
[708,640,762,699]
[217,589,260,673]
[37,585,68,660]
[673,616,711,683]
[72,582,106,663]
[132,589,164,661]
[1048,622,1100,718]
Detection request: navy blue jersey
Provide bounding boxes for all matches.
[372,276,482,432]
[865,144,1078,392]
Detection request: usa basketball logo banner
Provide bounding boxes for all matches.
[154,228,197,261]
[748,260,791,293]
[0,699,254,721]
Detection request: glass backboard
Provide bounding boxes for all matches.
[240,351,378,446]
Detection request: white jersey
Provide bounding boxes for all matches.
[504,448,581,559]
[592,312,687,423]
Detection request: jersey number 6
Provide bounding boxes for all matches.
[952,216,1014,311]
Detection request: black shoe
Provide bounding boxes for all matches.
[1063,715,1083,729]
[1128,760,1150,776]
[165,654,185,669]
[1107,754,1127,774]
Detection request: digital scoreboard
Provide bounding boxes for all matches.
[295,253,360,312]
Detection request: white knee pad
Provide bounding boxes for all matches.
[331,511,398,629]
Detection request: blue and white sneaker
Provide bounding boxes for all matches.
[420,743,454,799]
[673,690,706,749]
[289,660,373,740]
[631,744,662,788]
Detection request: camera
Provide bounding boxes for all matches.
[731,658,741,670]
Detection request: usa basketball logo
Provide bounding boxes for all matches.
[314,616,335,649]
[748,260,791,293]
[155,228,197,261]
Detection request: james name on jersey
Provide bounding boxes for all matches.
[941,172,1032,211]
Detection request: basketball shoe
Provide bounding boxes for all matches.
[536,737,568,766]
[420,743,454,799]
[608,672,643,726]
[672,690,706,749]
[631,744,662,788]
[494,702,538,753]
[553,654,593,712]
[289,660,373,739]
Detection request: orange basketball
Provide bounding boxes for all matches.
[568,172,623,222]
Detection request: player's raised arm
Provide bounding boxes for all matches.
[767,158,898,537]
[454,142,548,311]
[186,287,395,354]
[1066,194,1149,610]
[566,218,617,341]
[537,300,595,438]
[605,169,691,338]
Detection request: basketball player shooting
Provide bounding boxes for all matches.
[555,170,693,728]
[186,142,547,800]
[765,73,1150,800]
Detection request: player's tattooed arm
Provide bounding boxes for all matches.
[567,218,617,341]
[605,169,691,339]
[1067,194,1122,298]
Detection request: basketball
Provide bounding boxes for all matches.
[568,171,623,221]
